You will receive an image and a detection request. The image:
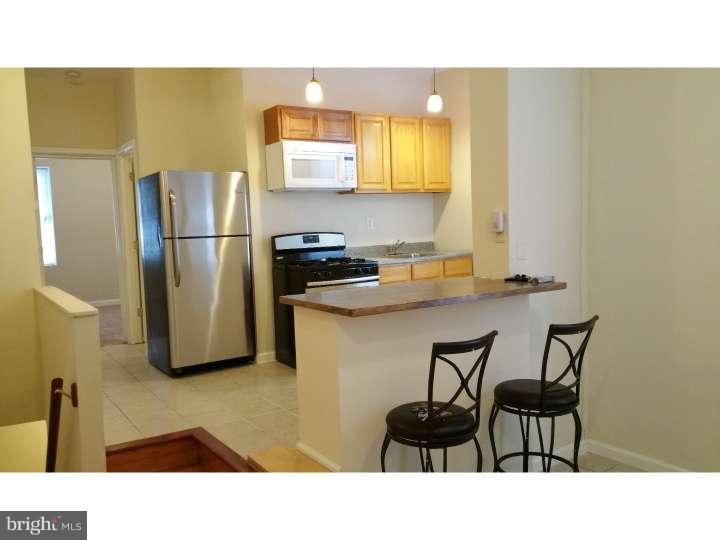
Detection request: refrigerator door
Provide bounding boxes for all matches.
[160,171,250,238]
[164,235,254,368]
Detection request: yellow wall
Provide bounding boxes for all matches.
[469,69,509,278]
[133,68,222,176]
[0,69,43,424]
[433,69,473,252]
[586,69,720,470]
[115,70,136,147]
[207,68,248,172]
[25,70,118,149]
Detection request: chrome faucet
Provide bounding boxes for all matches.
[387,240,406,255]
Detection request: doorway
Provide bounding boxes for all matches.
[33,155,125,345]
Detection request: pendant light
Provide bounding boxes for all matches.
[426,68,443,113]
[305,67,323,104]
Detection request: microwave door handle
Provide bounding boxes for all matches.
[168,190,181,287]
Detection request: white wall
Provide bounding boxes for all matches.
[41,157,120,303]
[242,68,437,357]
[507,68,584,447]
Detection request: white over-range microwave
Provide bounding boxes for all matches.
[265,140,357,191]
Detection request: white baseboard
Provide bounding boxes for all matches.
[255,351,277,364]
[584,439,687,472]
[508,439,687,472]
[89,298,121,307]
[295,442,340,472]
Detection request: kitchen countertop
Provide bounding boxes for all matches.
[280,277,566,317]
[345,242,472,265]
[369,250,472,265]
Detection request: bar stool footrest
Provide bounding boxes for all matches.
[494,451,577,472]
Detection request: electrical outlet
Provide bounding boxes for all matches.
[366,217,375,230]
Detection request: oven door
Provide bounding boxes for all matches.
[305,275,379,292]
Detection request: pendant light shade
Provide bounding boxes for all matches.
[426,68,443,113]
[305,68,323,104]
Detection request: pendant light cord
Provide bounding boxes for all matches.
[433,68,437,93]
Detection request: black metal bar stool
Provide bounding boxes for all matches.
[488,316,598,472]
[380,330,498,472]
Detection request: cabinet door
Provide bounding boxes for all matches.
[379,264,411,284]
[390,116,423,191]
[318,110,353,142]
[422,118,451,191]
[411,260,444,281]
[443,256,473,277]
[354,114,391,191]
[280,107,319,140]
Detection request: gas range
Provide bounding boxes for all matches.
[271,232,379,367]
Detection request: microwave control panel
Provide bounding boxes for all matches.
[343,156,356,182]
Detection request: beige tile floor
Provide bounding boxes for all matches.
[101,344,298,459]
[101,344,644,472]
[578,453,645,473]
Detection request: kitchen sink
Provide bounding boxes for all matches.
[384,252,440,258]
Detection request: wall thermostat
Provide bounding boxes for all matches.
[491,209,505,233]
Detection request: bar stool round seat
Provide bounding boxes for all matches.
[380,330,498,473]
[494,379,579,412]
[386,401,476,447]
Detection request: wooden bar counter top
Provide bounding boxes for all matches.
[279,277,566,317]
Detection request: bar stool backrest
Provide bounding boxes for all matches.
[540,315,599,411]
[427,330,498,428]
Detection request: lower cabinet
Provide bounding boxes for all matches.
[378,256,473,285]
[378,264,412,284]
[411,260,443,281]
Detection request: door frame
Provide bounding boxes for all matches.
[31,145,145,344]
[115,141,145,344]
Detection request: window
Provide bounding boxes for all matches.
[35,165,57,267]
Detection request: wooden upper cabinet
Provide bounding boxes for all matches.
[318,110,353,142]
[264,105,353,144]
[422,117,451,191]
[280,107,318,141]
[354,114,391,192]
[389,116,423,191]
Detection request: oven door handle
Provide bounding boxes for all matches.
[306,275,378,288]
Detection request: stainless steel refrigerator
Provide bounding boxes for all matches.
[137,171,255,375]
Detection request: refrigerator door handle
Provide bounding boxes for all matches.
[168,190,181,287]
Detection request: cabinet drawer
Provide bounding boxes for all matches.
[379,264,411,284]
[443,256,473,277]
[411,260,444,281]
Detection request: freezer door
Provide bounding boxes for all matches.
[165,236,254,368]
[160,171,250,238]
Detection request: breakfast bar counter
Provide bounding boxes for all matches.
[280,277,566,317]
[280,277,567,472]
